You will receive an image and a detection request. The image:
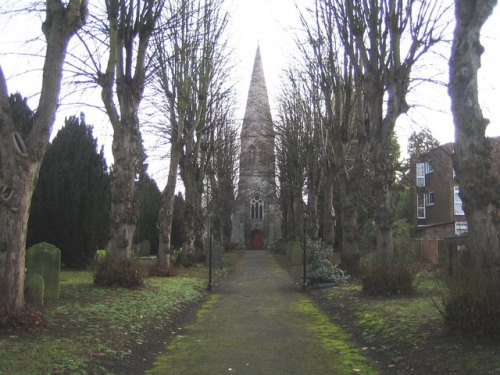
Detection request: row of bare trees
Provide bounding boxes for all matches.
[277,0,455,275]
[0,0,236,317]
[278,0,499,283]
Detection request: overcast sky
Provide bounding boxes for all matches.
[1,1,499,185]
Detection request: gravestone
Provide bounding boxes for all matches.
[24,272,45,306]
[26,242,61,301]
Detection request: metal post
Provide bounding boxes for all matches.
[302,215,307,289]
[207,215,213,291]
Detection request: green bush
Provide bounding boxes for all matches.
[149,261,177,277]
[307,241,350,284]
[93,257,144,288]
[361,253,417,296]
[94,249,109,264]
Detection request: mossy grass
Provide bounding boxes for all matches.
[0,252,241,374]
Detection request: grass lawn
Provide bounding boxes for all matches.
[0,252,241,375]
[276,253,500,375]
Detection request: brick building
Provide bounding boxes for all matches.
[410,137,500,262]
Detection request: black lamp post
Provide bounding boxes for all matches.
[207,213,213,291]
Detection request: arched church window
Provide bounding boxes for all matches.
[250,194,264,220]
[248,145,258,165]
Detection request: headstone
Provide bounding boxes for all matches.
[24,272,45,306]
[25,242,60,301]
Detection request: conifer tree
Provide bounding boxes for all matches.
[28,114,111,268]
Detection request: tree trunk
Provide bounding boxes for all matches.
[307,168,321,241]
[0,162,39,315]
[449,0,499,276]
[0,0,87,315]
[157,142,181,273]
[180,166,202,258]
[322,165,336,246]
[108,122,139,262]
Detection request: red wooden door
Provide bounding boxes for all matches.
[250,230,263,250]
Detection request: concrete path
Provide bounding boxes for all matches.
[146,251,377,375]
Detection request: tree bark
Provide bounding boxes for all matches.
[322,164,336,246]
[99,0,163,264]
[0,0,87,315]
[157,141,181,272]
[449,0,499,275]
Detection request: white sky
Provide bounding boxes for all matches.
[0,1,499,186]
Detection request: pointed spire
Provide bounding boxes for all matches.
[241,46,273,138]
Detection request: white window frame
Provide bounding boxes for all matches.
[416,162,426,187]
[417,193,426,219]
[455,221,468,235]
[425,191,435,206]
[454,186,464,215]
[426,161,433,173]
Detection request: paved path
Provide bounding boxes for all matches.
[146,251,377,375]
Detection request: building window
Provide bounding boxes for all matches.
[416,162,426,187]
[250,195,264,220]
[416,161,433,187]
[455,221,468,235]
[454,186,464,215]
[248,145,258,165]
[417,193,426,219]
[425,191,435,206]
[426,161,433,173]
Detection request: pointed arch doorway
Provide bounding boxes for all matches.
[250,229,264,250]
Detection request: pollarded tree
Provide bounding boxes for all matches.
[331,0,449,258]
[28,114,111,268]
[207,113,238,250]
[0,0,88,316]
[91,0,165,264]
[150,0,232,272]
[298,0,370,275]
[449,0,499,276]
[276,71,309,241]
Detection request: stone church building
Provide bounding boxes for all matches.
[231,47,282,249]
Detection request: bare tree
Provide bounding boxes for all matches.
[92,0,164,263]
[449,0,499,276]
[0,0,88,316]
[150,0,231,271]
[298,1,369,274]
[331,0,448,257]
[275,72,309,241]
[207,115,238,250]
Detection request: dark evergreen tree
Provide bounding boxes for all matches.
[134,174,161,254]
[27,114,111,268]
[171,192,185,250]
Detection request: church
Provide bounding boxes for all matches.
[231,47,282,249]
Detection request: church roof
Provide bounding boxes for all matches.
[241,47,273,139]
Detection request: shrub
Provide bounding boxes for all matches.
[93,256,144,288]
[307,241,350,284]
[149,262,177,277]
[440,260,500,337]
[361,253,417,296]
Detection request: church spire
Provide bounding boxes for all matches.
[241,46,273,138]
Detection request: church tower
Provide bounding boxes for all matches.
[231,47,282,249]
